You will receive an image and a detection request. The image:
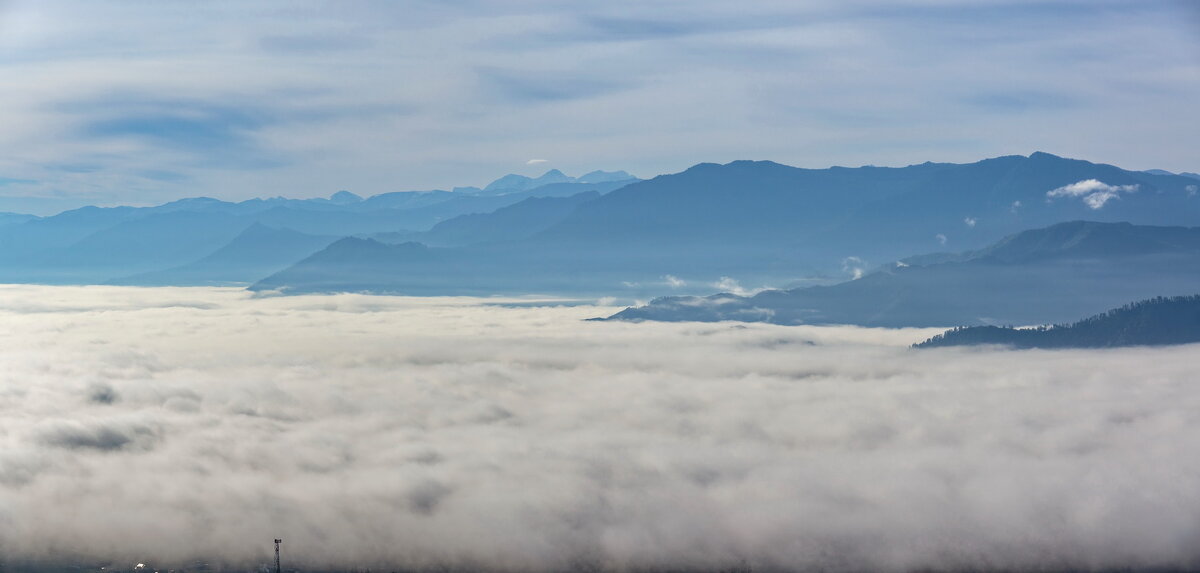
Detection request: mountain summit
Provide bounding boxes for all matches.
[482,169,636,193]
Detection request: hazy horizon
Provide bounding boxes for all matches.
[9,150,1197,217]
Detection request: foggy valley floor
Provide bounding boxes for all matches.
[1,285,1198,572]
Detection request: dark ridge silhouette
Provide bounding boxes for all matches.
[914,295,1200,348]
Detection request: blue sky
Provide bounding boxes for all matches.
[0,0,1197,213]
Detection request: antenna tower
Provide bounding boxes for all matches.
[274,538,282,573]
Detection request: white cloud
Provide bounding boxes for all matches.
[1187,184,1197,197]
[710,276,765,296]
[936,233,947,245]
[1010,200,1022,213]
[1046,179,1133,197]
[841,256,866,280]
[1,285,1199,571]
[713,275,742,293]
[964,216,976,227]
[663,274,687,288]
[1046,179,1139,209]
[526,159,548,165]
[1081,189,1119,209]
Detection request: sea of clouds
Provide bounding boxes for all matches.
[1,285,1198,572]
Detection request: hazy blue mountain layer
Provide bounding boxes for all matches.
[0,211,38,228]
[0,210,248,283]
[914,295,1200,348]
[482,169,635,193]
[254,153,1200,297]
[1145,168,1200,181]
[0,173,636,284]
[413,191,601,247]
[604,221,1200,327]
[111,223,338,286]
[251,237,619,296]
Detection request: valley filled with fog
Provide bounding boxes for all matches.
[2,285,1197,571]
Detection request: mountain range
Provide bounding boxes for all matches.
[605,221,1200,327]
[0,170,637,284]
[2,153,1199,310]
[252,152,1200,297]
[480,169,634,193]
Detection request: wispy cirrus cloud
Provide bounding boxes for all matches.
[71,98,281,169]
[0,0,1196,209]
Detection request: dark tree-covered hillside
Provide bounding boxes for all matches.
[914,295,1200,349]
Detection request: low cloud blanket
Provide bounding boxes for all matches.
[1,286,1197,571]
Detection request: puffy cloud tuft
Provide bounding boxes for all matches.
[841,256,866,280]
[663,274,687,288]
[1047,179,1139,209]
[710,276,764,296]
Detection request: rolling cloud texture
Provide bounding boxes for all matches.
[1,286,1198,571]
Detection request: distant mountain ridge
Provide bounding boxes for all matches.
[482,169,636,193]
[112,223,337,286]
[914,295,1200,349]
[254,152,1200,297]
[3,153,1199,295]
[0,211,38,228]
[414,191,601,247]
[1144,168,1200,181]
[0,170,638,284]
[901,220,1200,266]
[604,221,1200,327]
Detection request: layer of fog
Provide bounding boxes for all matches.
[1,285,1197,571]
